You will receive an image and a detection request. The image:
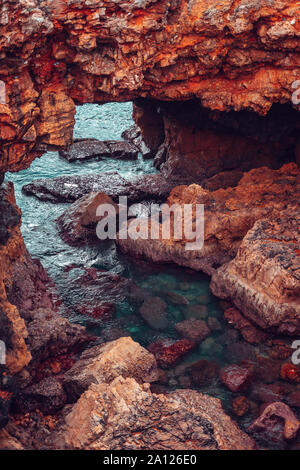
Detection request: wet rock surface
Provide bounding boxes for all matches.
[139,297,168,331]
[148,338,196,369]
[157,102,300,183]
[122,124,154,160]
[58,265,132,323]
[175,319,210,343]
[13,377,67,415]
[22,172,175,204]
[118,163,300,334]
[59,139,139,163]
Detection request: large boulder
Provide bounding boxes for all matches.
[62,337,159,401]
[23,173,175,204]
[13,377,67,415]
[51,376,255,450]
[59,139,138,162]
[211,209,300,334]
[118,164,300,276]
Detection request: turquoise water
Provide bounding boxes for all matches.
[5,102,296,448]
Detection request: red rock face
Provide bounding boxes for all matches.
[50,377,255,450]
[219,364,252,393]
[1,0,300,174]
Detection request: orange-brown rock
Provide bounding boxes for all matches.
[154,101,300,182]
[1,0,300,174]
[56,191,118,246]
[0,182,88,379]
[117,163,300,332]
[51,376,255,450]
[0,183,31,374]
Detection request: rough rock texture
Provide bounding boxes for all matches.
[51,376,255,450]
[223,307,269,344]
[175,318,210,343]
[0,182,88,385]
[117,163,300,332]
[62,337,159,401]
[59,139,139,162]
[211,209,300,334]
[1,0,300,175]
[13,377,67,415]
[219,365,252,393]
[148,338,196,369]
[22,172,175,204]
[149,101,300,183]
[117,163,299,274]
[0,183,32,374]
[138,297,168,331]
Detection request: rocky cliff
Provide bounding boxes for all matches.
[0,0,300,450]
[1,0,300,175]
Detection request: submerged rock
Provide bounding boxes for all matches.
[117,164,300,333]
[249,402,300,441]
[59,139,139,162]
[13,377,67,415]
[223,307,268,344]
[148,338,196,369]
[62,337,158,402]
[50,376,255,450]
